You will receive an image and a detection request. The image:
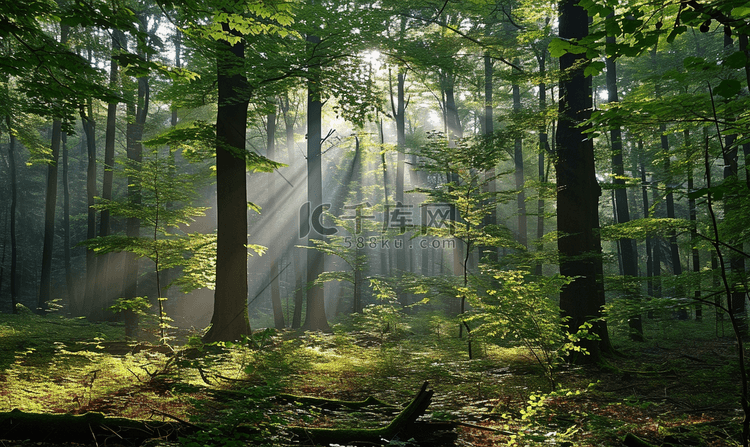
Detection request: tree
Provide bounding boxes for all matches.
[605,30,642,340]
[554,0,609,362]
[83,148,214,342]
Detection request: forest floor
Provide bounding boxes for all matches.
[0,308,745,446]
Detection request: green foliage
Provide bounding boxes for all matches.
[345,279,411,344]
[110,297,151,316]
[468,270,583,388]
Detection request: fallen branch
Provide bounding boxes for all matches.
[290,381,455,446]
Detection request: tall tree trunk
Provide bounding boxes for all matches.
[353,136,363,314]
[651,178,663,299]
[92,31,123,320]
[535,45,548,276]
[555,0,608,362]
[38,25,70,313]
[81,100,98,318]
[482,52,498,264]
[123,53,150,337]
[303,33,330,332]
[606,33,642,339]
[379,118,390,278]
[685,130,701,320]
[512,70,526,249]
[6,115,18,314]
[639,147,655,299]
[38,119,62,313]
[61,131,76,315]
[203,19,252,342]
[267,109,285,329]
[392,68,408,306]
[661,124,686,319]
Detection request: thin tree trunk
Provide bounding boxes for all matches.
[606,33,642,339]
[6,115,18,314]
[512,69,527,249]
[81,100,98,318]
[38,25,70,313]
[483,52,498,264]
[392,67,407,306]
[62,131,76,315]
[38,119,63,313]
[685,129,701,320]
[535,45,548,276]
[267,109,285,329]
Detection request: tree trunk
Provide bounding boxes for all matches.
[607,34,642,339]
[38,119,62,313]
[204,19,252,342]
[535,46,548,276]
[267,109,285,330]
[6,115,18,314]
[89,30,124,321]
[303,33,330,332]
[685,130,702,320]
[482,52,498,264]
[81,100,98,318]
[61,131,76,315]
[123,51,150,337]
[38,25,70,313]
[512,71,526,249]
[661,124,686,319]
[393,68,408,306]
[555,0,608,362]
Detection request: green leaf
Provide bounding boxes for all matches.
[724,51,748,69]
[714,79,741,98]
[730,6,750,18]
[584,61,606,77]
[548,38,587,58]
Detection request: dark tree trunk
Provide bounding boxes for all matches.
[303,34,330,332]
[379,118,390,278]
[661,124,686,319]
[38,25,70,313]
[81,100,98,318]
[61,131,76,315]
[38,119,62,313]
[606,34,642,339]
[482,52,498,264]
[535,46,548,276]
[555,0,608,362]
[123,55,150,337]
[203,20,252,342]
[512,73,526,249]
[685,130,702,320]
[393,68,407,306]
[89,30,124,321]
[639,149,655,299]
[6,115,18,314]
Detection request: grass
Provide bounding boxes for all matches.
[0,307,745,446]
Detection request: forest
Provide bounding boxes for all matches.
[1,0,750,445]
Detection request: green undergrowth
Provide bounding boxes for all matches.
[0,310,744,446]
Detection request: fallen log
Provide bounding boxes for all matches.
[290,381,455,446]
[0,409,195,444]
